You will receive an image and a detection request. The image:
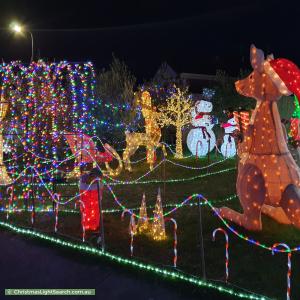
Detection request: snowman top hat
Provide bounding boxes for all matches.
[201,88,215,101]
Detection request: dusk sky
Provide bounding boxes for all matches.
[0,0,298,80]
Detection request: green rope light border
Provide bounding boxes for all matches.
[0,221,267,300]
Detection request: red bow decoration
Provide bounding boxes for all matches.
[221,122,235,128]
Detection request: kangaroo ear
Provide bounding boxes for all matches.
[250,44,265,73]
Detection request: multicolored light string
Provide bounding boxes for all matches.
[104,186,300,255]
[165,157,228,170]
[107,184,196,221]
[3,175,299,257]
[161,142,193,158]
[2,128,229,187]
[1,149,297,257]
[108,167,236,186]
[202,196,300,253]
[0,193,238,214]
[0,180,292,299]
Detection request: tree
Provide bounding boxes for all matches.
[214,69,254,120]
[96,55,137,136]
[158,85,192,158]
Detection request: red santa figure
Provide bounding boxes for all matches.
[79,166,103,232]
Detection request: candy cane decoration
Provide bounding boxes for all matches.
[272,243,292,300]
[212,227,229,282]
[196,140,202,159]
[31,190,35,225]
[78,200,86,242]
[165,218,178,268]
[25,190,30,212]
[121,209,136,257]
[6,186,13,220]
[53,193,60,233]
[31,204,35,225]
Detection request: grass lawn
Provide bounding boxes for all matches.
[1,148,300,300]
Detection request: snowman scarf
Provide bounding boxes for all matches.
[194,113,212,140]
[199,126,211,140]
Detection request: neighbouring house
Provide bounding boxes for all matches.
[153,62,219,96]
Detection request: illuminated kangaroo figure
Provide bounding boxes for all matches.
[218,45,300,231]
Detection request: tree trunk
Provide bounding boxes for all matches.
[175,126,183,159]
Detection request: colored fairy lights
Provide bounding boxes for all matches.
[0,193,239,214]
[108,167,236,186]
[0,55,296,299]
[12,170,298,256]
[0,60,98,191]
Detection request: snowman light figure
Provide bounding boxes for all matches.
[187,99,216,157]
[220,116,238,158]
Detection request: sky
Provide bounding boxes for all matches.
[0,0,299,80]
